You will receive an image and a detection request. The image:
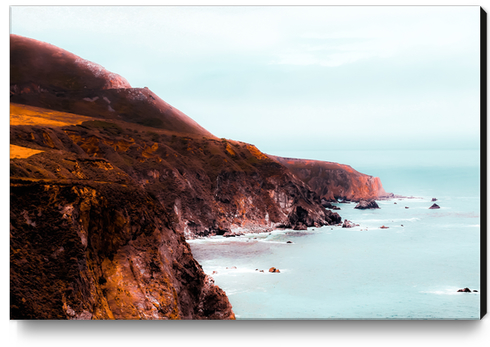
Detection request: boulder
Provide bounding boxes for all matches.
[223,231,244,237]
[293,223,307,231]
[429,203,440,209]
[380,225,389,229]
[457,288,472,293]
[321,201,341,210]
[269,267,280,273]
[286,241,293,244]
[342,219,356,228]
[405,206,409,209]
[432,198,437,202]
[354,199,380,210]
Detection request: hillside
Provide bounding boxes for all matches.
[10,34,213,138]
[10,34,387,320]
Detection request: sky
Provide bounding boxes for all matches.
[9,5,481,153]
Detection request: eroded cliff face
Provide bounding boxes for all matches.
[10,181,234,320]
[10,114,340,238]
[10,106,338,319]
[271,157,390,202]
[10,34,382,320]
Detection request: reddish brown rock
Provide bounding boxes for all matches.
[10,183,234,320]
[342,220,357,228]
[271,156,391,202]
[269,267,280,273]
[9,34,391,320]
[354,199,380,210]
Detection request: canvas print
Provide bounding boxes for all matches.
[9,6,483,320]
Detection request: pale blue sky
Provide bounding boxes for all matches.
[10,5,481,152]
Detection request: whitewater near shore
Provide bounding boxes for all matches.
[189,149,481,319]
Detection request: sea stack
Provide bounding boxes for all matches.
[354,199,380,210]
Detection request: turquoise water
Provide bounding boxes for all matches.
[189,150,481,319]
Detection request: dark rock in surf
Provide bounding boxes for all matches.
[293,223,307,231]
[354,199,380,210]
[223,231,244,238]
[342,219,356,228]
[429,203,440,209]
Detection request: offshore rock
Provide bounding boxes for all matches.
[342,219,357,228]
[429,203,441,209]
[354,199,380,210]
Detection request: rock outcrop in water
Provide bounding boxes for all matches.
[354,199,380,209]
[457,288,477,293]
[429,203,441,209]
[10,34,387,320]
[342,220,358,228]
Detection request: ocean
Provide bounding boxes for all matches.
[188,150,481,319]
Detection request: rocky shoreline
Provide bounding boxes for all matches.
[10,34,393,320]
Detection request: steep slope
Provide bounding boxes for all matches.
[271,156,390,202]
[10,103,341,236]
[10,34,213,137]
[10,34,386,319]
[10,181,233,320]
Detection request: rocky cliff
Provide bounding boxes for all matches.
[10,181,233,319]
[272,156,390,202]
[10,34,385,319]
